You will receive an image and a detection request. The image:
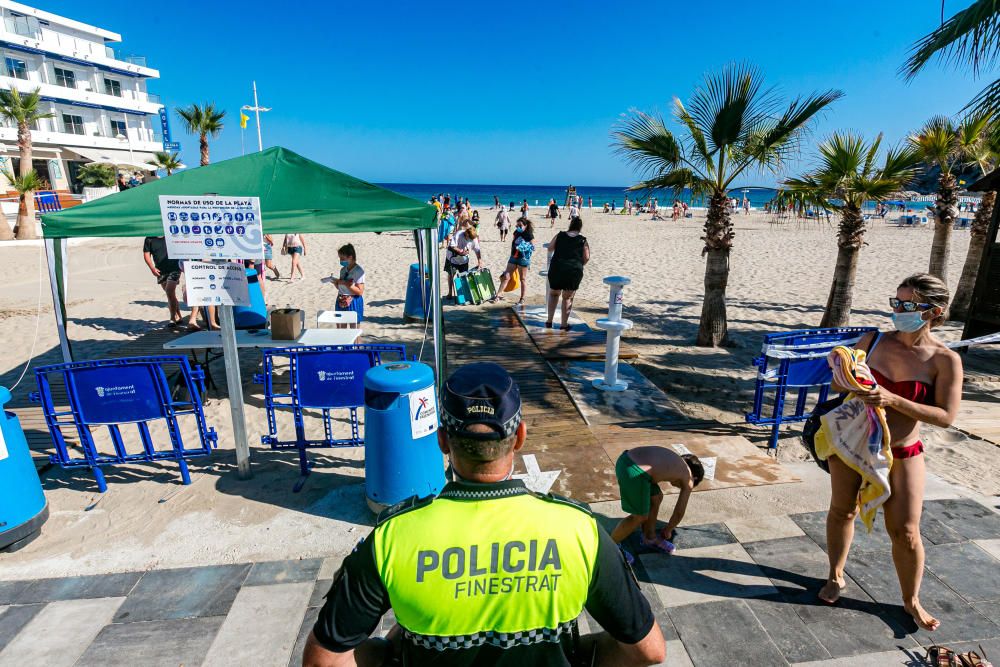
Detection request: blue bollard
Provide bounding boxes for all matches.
[363,362,444,512]
[0,386,48,552]
[403,263,432,322]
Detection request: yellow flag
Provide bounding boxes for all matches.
[240,112,249,129]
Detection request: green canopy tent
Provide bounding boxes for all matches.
[41,147,444,477]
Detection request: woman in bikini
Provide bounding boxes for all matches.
[819,273,962,632]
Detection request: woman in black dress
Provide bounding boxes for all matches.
[545,216,590,329]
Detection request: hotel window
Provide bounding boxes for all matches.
[5,57,27,80]
[110,119,126,137]
[104,78,122,97]
[62,114,84,135]
[53,67,76,88]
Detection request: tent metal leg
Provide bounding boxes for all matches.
[218,303,252,480]
[44,238,73,363]
[424,227,446,393]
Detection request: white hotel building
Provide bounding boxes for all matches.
[0,1,171,193]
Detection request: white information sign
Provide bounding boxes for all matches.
[184,262,251,307]
[408,385,439,440]
[159,195,264,261]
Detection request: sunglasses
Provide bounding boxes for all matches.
[889,298,931,312]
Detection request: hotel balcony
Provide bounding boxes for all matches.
[0,74,162,115]
[1,18,159,79]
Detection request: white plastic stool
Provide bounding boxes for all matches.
[317,310,358,327]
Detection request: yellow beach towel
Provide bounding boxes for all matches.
[814,345,893,531]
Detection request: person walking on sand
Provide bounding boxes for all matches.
[494,217,534,305]
[521,199,529,219]
[610,446,705,564]
[545,216,590,330]
[262,234,280,280]
[282,233,307,280]
[496,205,511,242]
[817,273,962,633]
[444,225,482,301]
[142,236,183,327]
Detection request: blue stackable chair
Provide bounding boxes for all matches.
[746,327,877,449]
[30,356,218,492]
[255,344,406,490]
[34,192,62,213]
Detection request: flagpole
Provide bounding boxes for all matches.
[241,82,271,154]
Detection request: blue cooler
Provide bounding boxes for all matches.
[403,263,432,322]
[364,362,444,511]
[234,268,268,329]
[0,386,48,552]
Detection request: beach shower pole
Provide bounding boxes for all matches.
[593,276,633,392]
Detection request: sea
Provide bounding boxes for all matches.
[376,183,780,209]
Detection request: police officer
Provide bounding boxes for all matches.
[304,362,665,667]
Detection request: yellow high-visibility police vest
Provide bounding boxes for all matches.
[372,480,599,650]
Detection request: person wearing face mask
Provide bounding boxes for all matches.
[303,362,666,667]
[333,243,365,326]
[818,273,962,633]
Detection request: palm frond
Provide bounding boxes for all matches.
[673,99,712,170]
[627,169,712,198]
[687,63,779,154]
[903,0,1000,78]
[611,110,684,177]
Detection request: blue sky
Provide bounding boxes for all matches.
[43,0,990,185]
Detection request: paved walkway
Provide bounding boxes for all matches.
[2,494,998,666]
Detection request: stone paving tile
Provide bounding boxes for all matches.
[672,522,737,550]
[845,548,1000,645]
[790,510,894,552]
[924,542,1000,603]
[244,558,324,586]
[310,579,332,608]
[0,604,44,652]
[935,637,1000,664]
[668,599,787,665]
[203,581,313,666]
[791,647,929,666]
[75,616,225,667]
[920,514,967,545]
[0,582,29,607]
[629,557,678,642]
[661,639,694,667]
[923,499,1000,541]
[973,600,1000,623]
[745,595,831,664]
[14,572,142,603]
[643,542,777,608]
[743,536,917,657]
[317,556,344,580]
[0,596,124,667]
[974,538,1000,560]
[113,563,251,623]
[288,605,320,667]
[725,515,806,544]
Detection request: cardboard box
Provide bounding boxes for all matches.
[271,308,304,340]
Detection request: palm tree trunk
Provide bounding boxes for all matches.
[15,120,36,240]
[697,191,735,347]
[928,172,957,281]
[200,134,209,166]
[820,206,866,328]
[950,189,995,320]
[0,212,13,240]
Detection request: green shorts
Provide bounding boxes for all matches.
[615,451,661,516]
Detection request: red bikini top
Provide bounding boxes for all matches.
[867,332,934,405]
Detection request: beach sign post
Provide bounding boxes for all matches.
[159,195,264,480]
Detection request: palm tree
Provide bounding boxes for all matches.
[612,64,842,346]
[0,87,53,240]
[147,151,182,175]
[176,103,225,166]
[909,114,991,282]
[785,133,920,327]
[951,120,1000,319]
[903,0,1000,118]
[1,168,45,239]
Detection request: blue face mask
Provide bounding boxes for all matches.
[340,260,350,267]
[891,310,927,333]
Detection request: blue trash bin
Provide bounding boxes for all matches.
[0,386,48,552]
[234,268,268,329]
[364,362,444,512]
[403,263,432,322]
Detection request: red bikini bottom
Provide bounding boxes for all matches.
[891,441,924,459]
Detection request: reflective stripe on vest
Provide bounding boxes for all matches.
[372,491,599,648]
